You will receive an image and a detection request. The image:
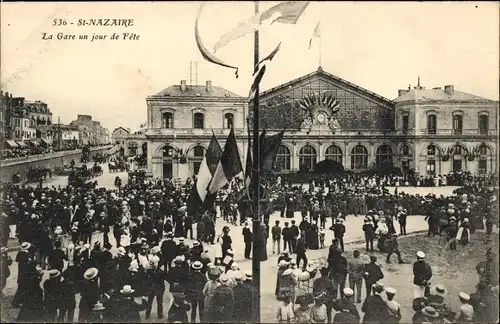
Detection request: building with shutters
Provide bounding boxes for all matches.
[133,67,498,180]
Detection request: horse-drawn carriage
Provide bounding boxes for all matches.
[108,158,129,172]
[26,167,51,183]
[92,152,108,164]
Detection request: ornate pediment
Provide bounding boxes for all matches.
[297,92,341,134]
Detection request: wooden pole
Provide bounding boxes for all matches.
[251,1,261,322]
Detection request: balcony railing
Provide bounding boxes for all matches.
[418,128,497,136]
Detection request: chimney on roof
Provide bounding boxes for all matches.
[444,85,454,95]
[398,89,410,97]
[414,76,425,90]
[180,80,187,92]
[206,80,212,92]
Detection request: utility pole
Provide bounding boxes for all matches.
[251,1,261,323]
[57,116,62,151]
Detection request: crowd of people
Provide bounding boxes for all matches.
[0,164,498,323]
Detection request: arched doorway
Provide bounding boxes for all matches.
[325,145,343,164]
[477,144,491,175]
[299,145,317,172]
[191,145,206,176]
[275,145,291,172]
[128,141,138,156]
[450,144,467,172]
[376,145,393,166]
[162,145,176,179]
[400,143,412,173]
[351,145,368,170]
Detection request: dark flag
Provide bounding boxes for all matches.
[260,129,285,170]
[206,128,243,208]
[187,132,223,217]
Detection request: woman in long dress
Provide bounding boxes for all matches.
[456,218,471,246]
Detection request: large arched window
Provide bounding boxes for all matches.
[162,145,176,158]
[478,144,490,175]
[299,145,317,171]
[163,112,173,129]
[401,144,411,156]
[275,145,291,171]
[479,114,489,135]
[426,145,438,175]
[427,114,437,134]
[191,145,206,175]
[376,145,393,166]
[453,114,463,135]
[193,113,204,129]
[325,145,343,164]
[351,145,368,170]
[224,113,234,129]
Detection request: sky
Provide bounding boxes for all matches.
[1,1,499,131]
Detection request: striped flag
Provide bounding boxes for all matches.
[249,42,281,100]
[195,3,239,78]
[207,128,243,195]
[187,132,222,217]
[260,129,285,170]
[214,1,309,53]
[308,21,321,49]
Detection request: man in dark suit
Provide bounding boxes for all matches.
[363,256,384,298]
[241,222,252,259]
[361,282,391,324]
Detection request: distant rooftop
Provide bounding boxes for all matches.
[151,80,241,98]
[394,81,496,104]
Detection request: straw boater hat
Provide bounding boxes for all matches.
[21,242,31,251]
[458,292,470,301]
[84,268,99,280]
[433,284,447,296]
[150,246,161,255]
[219,274,230,284]
[422,306,440,318]
[48,269,61,279]
[120,285,135,295]
[416,251,425,259]
[192,241,200,247]
[93,302,106,311]
[278,260,288,268]
[385,287,396,295]
[192,261,203,270]
[343,288,354,297]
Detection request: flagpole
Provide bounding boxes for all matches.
[251,1,261,323]
[319,26,322,67]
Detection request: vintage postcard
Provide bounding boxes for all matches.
[1,1,499,323]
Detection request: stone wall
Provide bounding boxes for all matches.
[0,146,112,182]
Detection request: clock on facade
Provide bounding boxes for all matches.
[316,112,326,124]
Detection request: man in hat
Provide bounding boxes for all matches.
[209,274,235,323]
[363,217,376,252]
[272,220,282,255]
[176,237,190,260]
[313,267,336,323]
[333,218,346,252]
[187,261,207,322]
[161,232,177,272]
[385,233,404,264]
[338,287,360,321]
[1,246,12,298]
[12,242,35,307]
[413,251,432,298]
[115,285,148,323]
[232,271,252,322]
[44,269,63,321]
[363,256,384,299]
[168,256,189,295]
[361,282,391,324]
[295,231,308,271]
[242,221,253,259]
[348,250,365,303]
[79,267,101,322]
[427,284,448,311]
[190,240,203,263]
[144,252,166,320]
[454,292,474,323]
